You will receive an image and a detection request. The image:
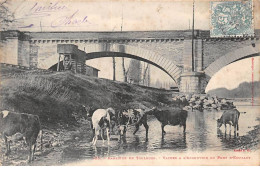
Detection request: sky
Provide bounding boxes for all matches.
[205,56,259,92]
[6,0,212,31]
[2,0,260,91]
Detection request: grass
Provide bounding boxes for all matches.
[0,74,77,124]
[0,65,173,125]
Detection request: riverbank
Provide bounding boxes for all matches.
[234,118,260,150]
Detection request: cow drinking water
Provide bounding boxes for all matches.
[83,105,117,137]
[217,108,242,134]
[117,109,149,141]
[0,110,42,163]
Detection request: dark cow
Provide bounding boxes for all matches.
[217,108,241,134]
[0,110,42,163]
[149,107,188,136]
[117,109,149,141]
[117,110,129,137]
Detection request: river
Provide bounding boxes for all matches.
[60,101,260,164]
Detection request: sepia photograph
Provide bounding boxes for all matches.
[0,0,259,166]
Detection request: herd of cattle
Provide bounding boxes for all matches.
[0,99,243,163]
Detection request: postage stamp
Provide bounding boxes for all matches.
[210,0,254,37]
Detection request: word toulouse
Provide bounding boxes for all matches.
[93,156,156,160]
[93,156,251,160]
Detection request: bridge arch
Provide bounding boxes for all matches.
[204,44,260,78]
[83,43,182,84]
[41,43,183,85]
[203,44,260,93]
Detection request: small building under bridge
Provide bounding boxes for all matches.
[49,44,99,77]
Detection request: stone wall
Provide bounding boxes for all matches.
[203,39,254,69]
[180,72,204,93]
[18,40,30,67]
[0,37,19,65]
[126,41,184,67]
[36,43,58,69]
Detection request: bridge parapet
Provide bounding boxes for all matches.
[1,30,259,42]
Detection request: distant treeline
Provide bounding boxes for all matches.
[207,81,260,98]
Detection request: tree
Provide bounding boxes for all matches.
[112,57,116,81]
[127,59,141,84]
[154,79,161,88]
[142,63,150,86]
[122,57,129,82]
[0,0,15,30]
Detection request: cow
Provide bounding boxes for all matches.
[117,109,149,141]
[217,108,242,134]
[117,109,130,137]
[0,110,42,163]
[91,108,115,146]
[148,107,188,136]
[83,105,117,136]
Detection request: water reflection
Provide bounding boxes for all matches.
[217,128,239,149]
[192,111,207,151]
[118,135,127,144]
[94,145,110,157]
[160,132,187,150]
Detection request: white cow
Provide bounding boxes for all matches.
[91,108,115,146]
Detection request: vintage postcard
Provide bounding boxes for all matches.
[0,0,259,166]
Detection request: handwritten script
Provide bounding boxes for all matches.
[17,2,92,29]
[51,10,89,28]
[17,2,68,20]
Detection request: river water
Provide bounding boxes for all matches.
[61,101,260,164]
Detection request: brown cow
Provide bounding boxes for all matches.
[0,110,42,163]
[217,108,242,134]
[148,107,188,136]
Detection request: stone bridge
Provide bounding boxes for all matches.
[0,30,259,93]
